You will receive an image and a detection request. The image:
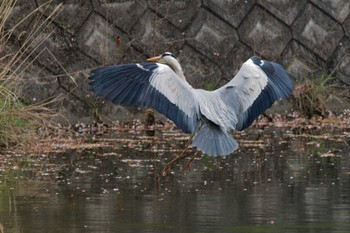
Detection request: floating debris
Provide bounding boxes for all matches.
[319,152,340,158]
[1,109,350,177]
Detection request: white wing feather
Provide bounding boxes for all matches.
[149,64,200,120]
[194,59,268,131]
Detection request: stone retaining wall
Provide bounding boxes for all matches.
[7,0,350,122]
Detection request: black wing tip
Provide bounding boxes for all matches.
[88,66,114,84]
[271,63,294,99]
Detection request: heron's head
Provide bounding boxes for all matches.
[147,52,183,73]
[147,52,178,64]
[147,52,186,81]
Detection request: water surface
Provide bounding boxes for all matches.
[0,125,349,233]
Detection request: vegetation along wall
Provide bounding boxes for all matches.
[6,0,350,122]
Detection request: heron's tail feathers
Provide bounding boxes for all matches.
[192,124,238,156]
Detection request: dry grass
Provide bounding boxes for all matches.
[292,75,335,118]
[0,0,62,147]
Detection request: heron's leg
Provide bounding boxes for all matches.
[182,151,200,172]
[162,135,193,176]
[162,153,188,176]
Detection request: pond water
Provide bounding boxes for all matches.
[0,125,350,233]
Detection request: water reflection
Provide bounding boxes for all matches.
[0,127,349,233]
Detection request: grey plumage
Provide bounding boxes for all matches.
[89,53,293,156]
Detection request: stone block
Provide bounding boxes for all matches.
[310,0,350,23]
[10,2,92,74]
[292,4,344,61]
[325,94,350,112]
[119,48,149,64]
[331,38,350,85]
[92,0,147,33]
[53,1,93,35]
[203,0,255,28]
[210,42,254,89]
[178,45,222,89]
[130,10,184,55]
[282,40,325,79]
[257,0,307,25]
[18,59,136,123]
[148,0,201,30]
[36,1,92,35]
[216,42,253,83]
[19,63,59,104]
[15,48,90,121]
[238,6,291,59]
[57,70,94,119]
[186,9,239,62]
[21,19,76,74]
[344,15,350,37]
[77,13,129,65]
[62,50,98,73]
[5,0,37,35]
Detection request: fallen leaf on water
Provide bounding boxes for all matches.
[319,152,338,158]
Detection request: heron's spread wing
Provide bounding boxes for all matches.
[89,62,200,133]
[196,56,293,131]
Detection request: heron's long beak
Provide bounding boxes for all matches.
[147,55,162,62]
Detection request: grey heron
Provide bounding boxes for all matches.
[89,52,293,160]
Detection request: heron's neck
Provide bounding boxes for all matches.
[174,67,186,81]
[168,61,187,82]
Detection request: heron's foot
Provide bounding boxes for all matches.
[182,152,200,172]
